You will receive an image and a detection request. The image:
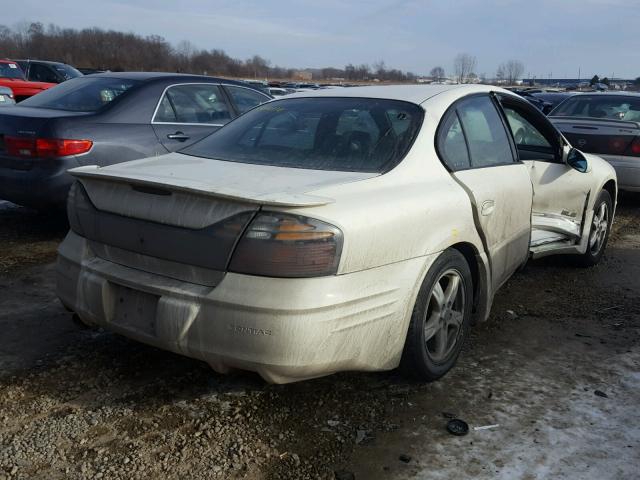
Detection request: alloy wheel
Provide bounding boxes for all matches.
[589,201,609,255]
[423,269,466,363]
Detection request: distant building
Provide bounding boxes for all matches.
[293,70,313,81]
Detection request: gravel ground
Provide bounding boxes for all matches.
[0,193,639,480]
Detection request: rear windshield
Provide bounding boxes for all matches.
[0,62,25,80]
[182,97,424,173]
[53,64,83,81]
[19,77,140,112]
[551,95,640,122]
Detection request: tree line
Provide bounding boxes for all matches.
[430,54,525,85]
[0,22,416,81]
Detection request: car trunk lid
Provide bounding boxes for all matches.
[550,117,640,156]
[68,153,376,280]
[0,106,91,162]
[70,152,378,212]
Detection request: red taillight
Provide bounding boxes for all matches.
[608,137,627,154]
[5,136,35,157]
[630,137,640,156]
[5,136,92,158]
[229,212,343,277]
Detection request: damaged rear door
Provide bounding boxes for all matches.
[498,95,590,249]
[438,94,532,292]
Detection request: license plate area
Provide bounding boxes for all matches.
[111,284,159,336]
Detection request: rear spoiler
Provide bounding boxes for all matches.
[549,116,640,129]
[69,165,335,208]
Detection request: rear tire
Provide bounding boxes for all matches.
[575,190,612,267]
[401,249,473,381]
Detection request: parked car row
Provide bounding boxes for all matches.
[508,87,639,191]
[549,92,640,191]
[0,72,272,208]
[0,59,57,102]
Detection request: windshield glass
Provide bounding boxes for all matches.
[551,95,640,122]
[0,62,25,80]
[54,64,83,81]
[182,97,424,173]
[19,77,140,112]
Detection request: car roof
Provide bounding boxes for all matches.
[13,59,71,66]
[86,71,254,87]
[281,84,501,105]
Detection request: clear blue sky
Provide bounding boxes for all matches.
[4,0,639,78]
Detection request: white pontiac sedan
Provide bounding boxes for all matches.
[57,85,617,383]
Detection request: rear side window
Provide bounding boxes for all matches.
[457,96,514,168]
[153,84,231,124]
[182,97,424,173]
[30,64,58,83]
[19,77,140,112]
[438,112,471,170]
[437,95,515,170]
[551,95,640,121]
[225,86,270,113]
[53,64,82,81]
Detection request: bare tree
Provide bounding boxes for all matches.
[496,64,506,83]
[453,53,476,84]
[430,66,445,81]
[500,60,524,85]
[373,60,386,80]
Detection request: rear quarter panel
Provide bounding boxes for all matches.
[57,118,167,167]
[52,83,172,167]
[283,124,484,275]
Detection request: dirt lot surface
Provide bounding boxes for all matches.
[0,194,639,480]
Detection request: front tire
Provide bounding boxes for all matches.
[401,249,473,381]
[575,190,612,267]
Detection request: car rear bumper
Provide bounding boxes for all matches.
[600,154,640,191]
[0,156,78,208]
[57,231,433,383]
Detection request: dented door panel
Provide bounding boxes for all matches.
[453,164,532,291]
[524,160,590,240]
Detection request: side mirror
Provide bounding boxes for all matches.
[566,148,589,173]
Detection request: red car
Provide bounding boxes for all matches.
[0,59,55,101]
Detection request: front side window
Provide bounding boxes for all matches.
[551,95,640,121]
[457,96,514,168]
[154,84,232,124]
[226,85,270,113]
[182,97,424,173]
[18,77,140,112]
[504,108,551,148]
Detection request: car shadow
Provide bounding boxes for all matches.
[0,201,68,273]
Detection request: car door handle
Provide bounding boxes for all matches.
[481,200,495,216]
[167,132,190,141]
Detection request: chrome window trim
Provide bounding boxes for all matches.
[150,82,231,126]
[152,121,226,127]
[223,84,272,110]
